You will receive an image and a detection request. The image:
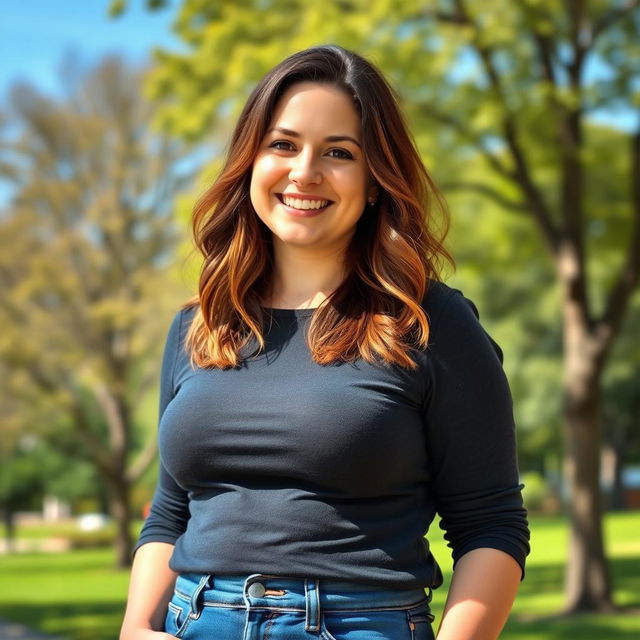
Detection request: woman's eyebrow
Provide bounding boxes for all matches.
[267,127,361,149]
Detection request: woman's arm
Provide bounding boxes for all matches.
[436,548,522,640]
[119,542,179,640]
[421,288,530,635]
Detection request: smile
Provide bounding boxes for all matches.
[277,194,332,211]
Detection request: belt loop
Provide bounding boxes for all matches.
[189,574,211,620]
[242,574,265,640]
[304,578,320,632]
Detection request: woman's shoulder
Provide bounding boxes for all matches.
[164,301,198,349]
[421,280,503,364]
[421,280,480,331]
[178,301,199,322]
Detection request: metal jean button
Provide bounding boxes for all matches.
[248,582,266,598]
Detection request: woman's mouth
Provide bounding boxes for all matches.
[276,193,333,215]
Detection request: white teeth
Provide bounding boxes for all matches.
[282,196,329,210]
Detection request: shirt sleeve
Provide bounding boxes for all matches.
[422,289,530,578]
[133,308,190,554]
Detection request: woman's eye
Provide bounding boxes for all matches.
[327,148,353,160]
[269,140,295,151]
[267,141,353,159]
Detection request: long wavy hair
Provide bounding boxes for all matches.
[184,45,453,369]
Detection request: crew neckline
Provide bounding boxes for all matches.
[263,307,318,317]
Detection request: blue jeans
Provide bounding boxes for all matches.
[165,573,435,640]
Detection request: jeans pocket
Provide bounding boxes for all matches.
[321,608,418,640]
[165,598,190,639]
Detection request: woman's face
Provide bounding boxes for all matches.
[250,82,376,256]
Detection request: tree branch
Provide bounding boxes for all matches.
[23,361,57,395]
[430,10,467,25]
[453,0,561,255]
[524,2,560,89]
[68,401,116,480]
[126,437,158,484]
[591,0,640,44]
[419,105,513,179]
[438,180,529,213]
[90,381,127,455]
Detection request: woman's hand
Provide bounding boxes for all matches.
[119,628,177,640]
[119,543,179,640]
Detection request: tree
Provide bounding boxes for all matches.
[0,431,44,551]
[0,57,192,567]
[0,359,102,548]
[116,0,640,611]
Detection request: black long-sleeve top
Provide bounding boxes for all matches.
[135,280,530,589]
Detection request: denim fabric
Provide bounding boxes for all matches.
[165,573,435,640]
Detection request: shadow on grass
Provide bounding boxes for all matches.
[516,554,640,598]
[505,616,640,640]
[0,602,125,640]
[502,555,640,639]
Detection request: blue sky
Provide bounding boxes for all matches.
[0,0,181,97]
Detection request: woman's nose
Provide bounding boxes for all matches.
[288,149,322,185]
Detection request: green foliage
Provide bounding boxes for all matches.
[108,0,168,18]
[521,471,551,512]
[0,442,44,512]
[107,0,126,17]
[66,529,118,550]
[0,440,99,510]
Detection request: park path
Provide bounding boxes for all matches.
[0,619,63,640]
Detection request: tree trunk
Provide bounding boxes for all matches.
[562,309,614,612]
[108,476,133,569]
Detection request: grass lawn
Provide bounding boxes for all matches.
[0,512,638,639]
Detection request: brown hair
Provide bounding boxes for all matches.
[184,45,453,369]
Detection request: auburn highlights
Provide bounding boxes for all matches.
[183,45,453,369]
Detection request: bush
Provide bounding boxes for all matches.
[521,471,549,512]
[65,528,115,549]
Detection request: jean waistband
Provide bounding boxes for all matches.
[174,573,430,613]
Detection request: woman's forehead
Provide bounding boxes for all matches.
[268,82,362,139]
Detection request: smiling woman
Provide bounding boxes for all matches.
[249,82,376,266]
[120,45,530,640]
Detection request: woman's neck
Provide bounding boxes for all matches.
[265,245,347,309]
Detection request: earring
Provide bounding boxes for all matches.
[367,197,377,206]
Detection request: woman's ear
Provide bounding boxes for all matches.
[367,181,379,206]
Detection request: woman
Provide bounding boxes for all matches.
[120,45,530,640]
